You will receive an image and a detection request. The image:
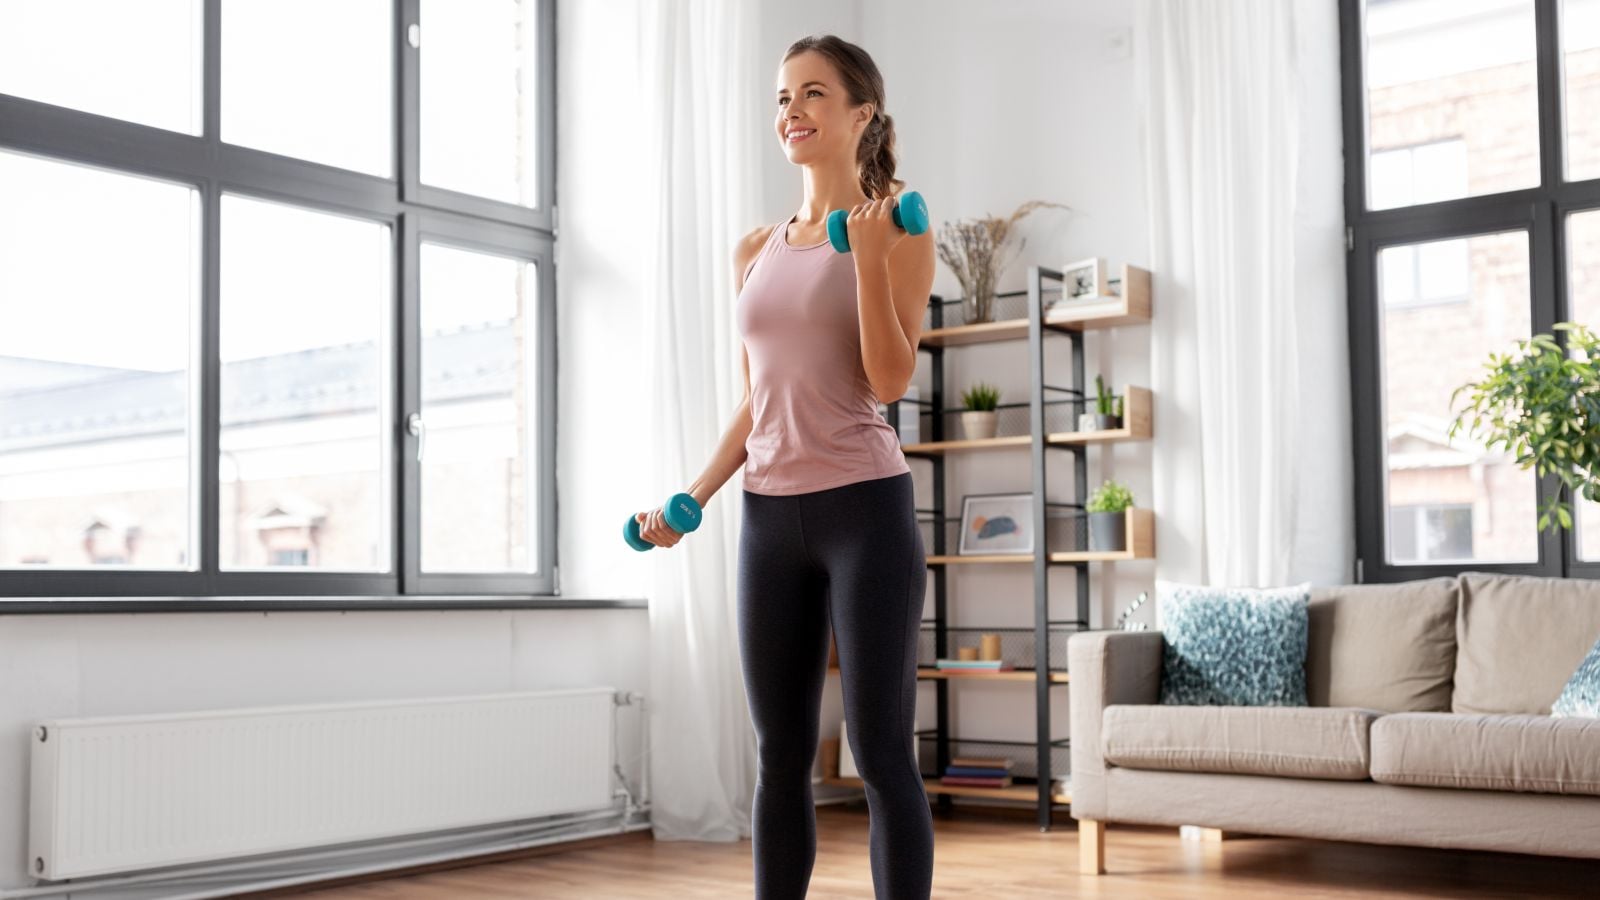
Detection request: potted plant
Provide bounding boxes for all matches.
[959,382,1001,440]
[1449,322,1600,532]
[1086,479,1134,552]
[1078,374,1124,432]
[934,200,1071,326]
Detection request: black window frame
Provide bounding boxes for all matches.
[0,0,583,610]
[1342,0,1600,583]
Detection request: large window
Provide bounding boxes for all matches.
[1343,0,1600,581]
[0,1,558,605]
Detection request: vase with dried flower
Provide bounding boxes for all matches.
[933,200,1071,326]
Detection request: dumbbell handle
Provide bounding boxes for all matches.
[623,492,704,551]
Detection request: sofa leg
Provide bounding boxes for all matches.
[1180,825,1237,842]
[1078,819,1106,875]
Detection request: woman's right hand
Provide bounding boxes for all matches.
[634,506,682,548]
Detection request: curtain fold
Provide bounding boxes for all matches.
[1136,0,1353,592]
[638,0,764,842]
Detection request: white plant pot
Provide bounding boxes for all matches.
[960,410,998,440]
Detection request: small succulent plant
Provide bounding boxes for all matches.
[961,382,1001,412]
[1094,374,1123,418]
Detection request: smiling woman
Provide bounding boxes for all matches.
[629,31,937,900]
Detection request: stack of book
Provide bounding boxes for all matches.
[939,756,1014,788]
[933,658,1015,672]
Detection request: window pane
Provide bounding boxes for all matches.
[1364,0,1540,210]
[421,0,540,206]
[0,0,201,134]
[222,0,392,176]
[420,243,540,573]
[0,151,199,569]
[1568,209,1600,559]
[220,195,391,571]
[1380,229,1538,564]
[1565,0,1600,181]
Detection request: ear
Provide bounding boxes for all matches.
[856,103,874,132]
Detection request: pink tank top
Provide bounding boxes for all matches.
[736,214,912,495]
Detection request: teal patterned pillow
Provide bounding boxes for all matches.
[1552,635,1600,718]
[1158,579,1311,706]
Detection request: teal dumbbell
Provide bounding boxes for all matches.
[825,190,929,253]
[624,492,703,551]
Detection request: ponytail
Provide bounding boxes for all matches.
[858,110,906,201]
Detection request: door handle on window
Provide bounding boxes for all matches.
[406,412,426,461]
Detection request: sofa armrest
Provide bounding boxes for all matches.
[1068,630,1164,820]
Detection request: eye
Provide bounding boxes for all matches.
[776,90,822,106]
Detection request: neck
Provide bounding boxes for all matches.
[795,158,871,224]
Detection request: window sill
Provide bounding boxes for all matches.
[0,596,648,615]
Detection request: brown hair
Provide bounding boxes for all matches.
[783,35,905,201]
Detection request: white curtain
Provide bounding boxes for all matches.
[637,0,765,842]
[1136,0,1354,591]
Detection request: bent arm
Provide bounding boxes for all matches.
[858,227,934,403]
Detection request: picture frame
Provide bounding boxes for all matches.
[958,492,1034,555]
[1056,256,1109,307]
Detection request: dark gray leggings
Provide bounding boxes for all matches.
[736,471,933,899]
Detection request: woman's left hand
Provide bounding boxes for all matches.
[846,197,906,263]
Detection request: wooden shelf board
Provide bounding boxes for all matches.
[902,435,1032,454]
[822,775,1070,805]
[899,386,1154,453]
[828,666,1068,684]
[918,265,1151,347]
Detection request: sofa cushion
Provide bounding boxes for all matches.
[1553,635,1600,718]
[1453,572,1600,715]
[1157,580,1310,706]
[1305,577,1457,712]
[1370,712,1600,797]
[1102,704,1378,781]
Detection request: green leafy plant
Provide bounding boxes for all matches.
[1093,374,1123,418]
[1086,479,1134,514]
[961,382,1001,412]
[1448,322,1600,532]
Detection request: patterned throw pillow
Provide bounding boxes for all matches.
[1158,579,1312,706]
[1552,635,1600,718]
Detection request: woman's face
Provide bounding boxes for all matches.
[774,51,870,165]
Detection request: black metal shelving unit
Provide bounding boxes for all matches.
[877,263,1155,831]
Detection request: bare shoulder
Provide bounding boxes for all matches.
[733,224,772,291]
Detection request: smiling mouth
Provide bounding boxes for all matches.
[786,129,816,143]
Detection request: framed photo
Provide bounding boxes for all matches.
[1056,257,1108,306]
[958,492,1034,555]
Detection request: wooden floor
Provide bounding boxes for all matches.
[255,801,1600,899]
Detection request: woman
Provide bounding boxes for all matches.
[632,33,936,900]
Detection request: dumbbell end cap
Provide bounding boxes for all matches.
[826,209,851,253]
[623,517,653,551]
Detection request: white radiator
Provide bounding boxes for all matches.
[29,687,618,881]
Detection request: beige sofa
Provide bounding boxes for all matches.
[1067,572,1600,874]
